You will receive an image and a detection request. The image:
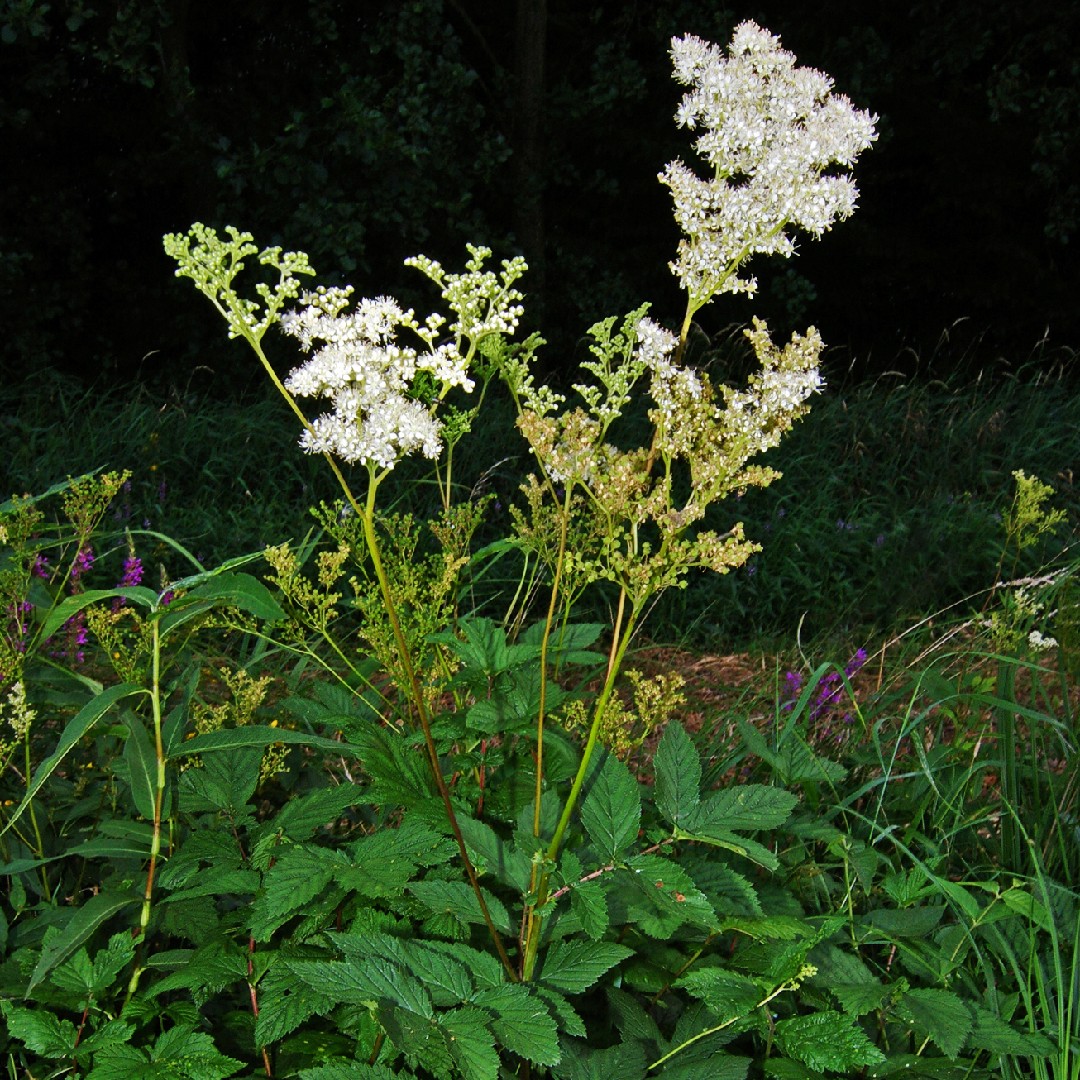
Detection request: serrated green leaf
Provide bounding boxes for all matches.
[250,846,337,940]
[0,1002,78,1057]
[773,1010,886,1073]
[346,722,436,808]
[160,868,261,903]
[271,783,366,841]
[150,1024,244,1079]
[331,932,475,1007]
[570,879,609,940]
[674,823,779,871]
[74,1018,135,1060]
[254,965,336,1048]
[537,940,632,994]
[966,1002,1055,1056]
[616,854,719,937]
[456,814,533,893]
[290,955,433,1017]
[29,889,140,993]
[536,985,587,1039]
[552,1037,647,1079]
[84,1045,148,1078]
[472,984,561,1066]
[861,905,946,940]
[654,721,701,827]
[580,749,641,860]
[676,967,762,1023]
[421,939,506,990]
[299,1065,410,1080]
[691,784,796,833]
[408,879,512,934]
[147,941,249,1002]
[440,1006,500,1080]
[901,988,972,1059]
[605,986,661,1046]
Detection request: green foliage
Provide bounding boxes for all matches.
[3,23,1079,1080]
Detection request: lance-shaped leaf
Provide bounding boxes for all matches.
[654,721,701,827]
[580,749,641,861]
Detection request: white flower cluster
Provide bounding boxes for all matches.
[280,286,474,469]
[721,319,824,456]
[661,22,877,305]
[634,317,702,419]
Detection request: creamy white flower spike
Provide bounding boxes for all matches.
[662,22,877,309]
[280,286,473,468]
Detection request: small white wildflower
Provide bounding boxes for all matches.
[2,680,34,740]
[661,22,877,310]
[635,317,702,417]
[281,287,472,469]
[1028,630,1058,652]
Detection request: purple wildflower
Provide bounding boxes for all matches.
[112,553,145,612]
[71,545,94,582]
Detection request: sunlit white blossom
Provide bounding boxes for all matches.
[661,22,877,308]
[281,286,473,468]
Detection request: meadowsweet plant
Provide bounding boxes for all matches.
[154,21,888,1074]
[17,23,1066,1080]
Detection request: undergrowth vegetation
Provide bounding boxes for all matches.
[1,21,1079,1080]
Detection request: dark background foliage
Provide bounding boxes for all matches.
[1,0,1078,394]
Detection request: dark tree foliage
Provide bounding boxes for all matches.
[1,0,1077,392]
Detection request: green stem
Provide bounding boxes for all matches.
[532,485,574,838]
[23,731,50,902]
[359,468,518,983]
[521,591,637,980]
[127,618,166,1001]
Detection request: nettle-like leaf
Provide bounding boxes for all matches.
[536,940,633,994]
[408,878,513,935]
[289,953,433,1017]
[772,1010,886,1073]
[456,814,535,894]
[254,961,337,1048]
[328,931,475,1008]
[570,879,610,940]
[809,944,889,1018]
[471,983,561,1066]
[966,1001,1056,1057]
[29,890,140,993]
[347,721,437,809]
[50,931,135,1000]
[87,1024,243,1079]
[690,784,797,833]
[249,845,342,941]
[268,782,367,842]
[579,749,641,861]
[551,1037,647,1080]
[299,1065,411,1080]
[147,941,251,1007]
[518,620,606,667]
[336,820,453,900]
[654,721,702,827]
[613,853,719,937]
[899,988,973,1060]
[0,1001,78,1059]
[439,1006,500,1080]
[676,967,763,1024]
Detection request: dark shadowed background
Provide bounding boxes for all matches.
[2,0,1078,393]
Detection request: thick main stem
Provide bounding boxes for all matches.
[521,591,637,980]
[359,471,518,982]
